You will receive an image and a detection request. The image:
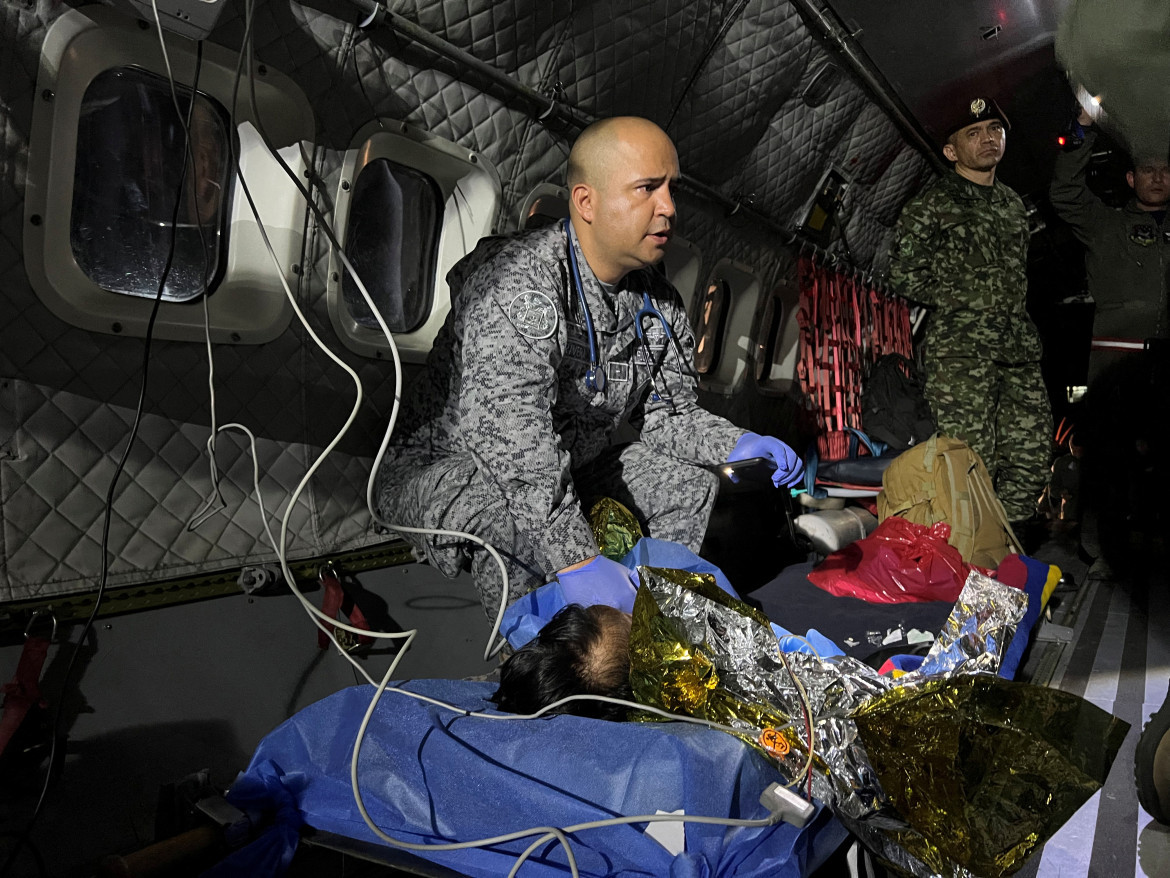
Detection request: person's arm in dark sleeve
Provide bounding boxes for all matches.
[457,251,599,575]
[887,191,942,308]
[1049,122,1106,247]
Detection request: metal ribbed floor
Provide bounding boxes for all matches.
[1024,553,1170,878]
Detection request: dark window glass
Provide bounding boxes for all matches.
[71,67,232,302]
[342,158,442,333]
[755,295,784,382]
[523,195,568,229]
[694,278,729,375]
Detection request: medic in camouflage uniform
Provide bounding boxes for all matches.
[888,98,1051,522]
[376,118,802,619]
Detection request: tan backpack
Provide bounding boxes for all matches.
[877,434,1023,568]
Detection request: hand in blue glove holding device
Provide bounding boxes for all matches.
[726,431,804,488]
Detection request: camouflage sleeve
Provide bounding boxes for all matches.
[887,190,943,308]
[1050,129,1108,247]
[457,247,599,573]
[634,281,745,463]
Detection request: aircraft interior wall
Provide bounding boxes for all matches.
[0,0,935,607]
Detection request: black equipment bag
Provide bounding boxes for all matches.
[861,354,935,451]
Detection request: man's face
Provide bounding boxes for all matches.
[1127,160,1170,209]
[587,128,679,280]
[943,119,1006,173]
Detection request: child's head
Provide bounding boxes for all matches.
[490,604,633,721]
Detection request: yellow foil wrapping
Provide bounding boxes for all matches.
[853,674,1130,876]
[627,566,805,770]
[587,498,644,560]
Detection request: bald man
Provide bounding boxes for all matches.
[376,117,802,621]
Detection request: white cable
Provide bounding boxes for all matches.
[350,656,779,878]
[208,423,280,555]
[775,633,825,662]
[235,5,514,661]
[775,649,818,791]
[147,2,228,535]
[230,6,813,873]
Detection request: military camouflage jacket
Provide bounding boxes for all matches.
[888,170,1042,363]
[1050,129,1170,341]
[382,223,746,573]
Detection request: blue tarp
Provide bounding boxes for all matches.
[502,538,742,649]
[210,680,848,877]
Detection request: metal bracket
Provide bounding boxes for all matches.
[1034,620,1074,643]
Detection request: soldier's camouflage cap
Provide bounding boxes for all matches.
[944,97,1011,141]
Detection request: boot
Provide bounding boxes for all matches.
[1136,688,1170,824]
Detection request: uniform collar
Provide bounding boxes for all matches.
[942,169,1009,203]
[565,220,622,332]
[1124,200,1168,223]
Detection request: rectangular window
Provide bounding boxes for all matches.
[71,67,231,302]
[755,295,785,383]
[342,158,442,333]
[694,278,729,375]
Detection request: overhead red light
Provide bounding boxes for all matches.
[1057,136,1067,146]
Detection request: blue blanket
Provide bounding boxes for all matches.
[209,680,847,877]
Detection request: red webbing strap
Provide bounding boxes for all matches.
[800,259,915,462]
[0,636,50,758]
[317,566,373,649]
[796,255,824,434]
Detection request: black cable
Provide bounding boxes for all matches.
[664,0,751,133]
[0,41,206,878]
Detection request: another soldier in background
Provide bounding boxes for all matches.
[888,98,1051,524]
[1050,106,1170,381]
[1050,107,1170,565]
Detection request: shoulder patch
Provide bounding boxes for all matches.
[507,290,558,339]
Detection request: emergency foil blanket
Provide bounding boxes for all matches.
[627,566,1127,877]
[853,674,1130,877]
[588,497,644,561]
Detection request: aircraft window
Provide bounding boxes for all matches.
[327,122,501,362]
[754,295,784,382]
[71,67,231,303]
[523,194,569,229]
[694,278,730,375]
[342,158,442,333]
[660,235,702,314]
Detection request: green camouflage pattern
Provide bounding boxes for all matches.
[888,171,1043,363]
[889,171,1050,520]
[923,356,1051,522]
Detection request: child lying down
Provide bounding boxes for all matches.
[490,565,1127,878]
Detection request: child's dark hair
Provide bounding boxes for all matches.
[489,604,633,721]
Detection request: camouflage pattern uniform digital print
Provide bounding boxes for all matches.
[888,170,1051,521]
[376,223,746,619]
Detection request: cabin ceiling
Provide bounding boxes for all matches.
[824,0,1076,200]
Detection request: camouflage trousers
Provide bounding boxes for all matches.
[377,442,720,621]
[923,356,1052,521]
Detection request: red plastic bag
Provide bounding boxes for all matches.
[807,516,984,604]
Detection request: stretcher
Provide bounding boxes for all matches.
[205,543,1056,877]
[206,680,849,877]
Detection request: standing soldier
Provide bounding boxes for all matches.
[1050,107,1170,564]
[887,98,1051,524]
[1050,105,1170,381]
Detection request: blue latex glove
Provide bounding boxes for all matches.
[555,555,638,613]
[727,432,804,488]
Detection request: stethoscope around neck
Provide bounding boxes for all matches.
[562,218,690,404]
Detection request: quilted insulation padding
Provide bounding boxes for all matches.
[0,0,933,601]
